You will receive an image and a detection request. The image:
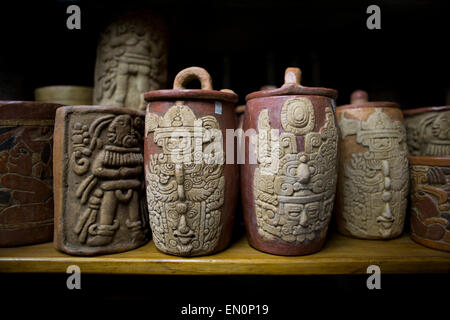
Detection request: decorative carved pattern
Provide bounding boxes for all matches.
[339,108,409,238]
[70,114,146,247]
[146,103,225,256]
[410,164,450,251]
[0,125,54,233]
[280,97,315,135]
[254,98,338,243]
[94,14,168,110]
[405,110,450,156]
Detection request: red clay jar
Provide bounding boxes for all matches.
[0,101,62,246]
[410,156,450,252]
[242,67,339,255]
[144,67,239,256]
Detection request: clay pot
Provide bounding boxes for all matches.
[0,101,62,246]
[236,105,245,129]
[144,67,239,256]
[409,156,450,252]
[242,67,339,255]
[35,86,93,105]
[53,106,149,256]
[335,90,409,239]
[94,12,168,111]
[403,106,450,156]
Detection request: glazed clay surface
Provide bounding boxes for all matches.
[144,67,238,256]
[404,106,450,156]
[336,91,409,239]
[410,156,450,252]
[0,101,61,246]
[94,12,168,110]
[242,67,338,255]
[53,106,149,256]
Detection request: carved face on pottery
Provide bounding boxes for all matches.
[107,114,140,148]
[254,98,338,244]
[146,103,225,256]
[339,108,409,238]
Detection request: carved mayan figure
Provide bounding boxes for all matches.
[0,101,61,246]
[404,106,450,156]
[409,157,450,252]
[242,67,339,255]
[144,67,239,256]
[254,105,337,244]
[94,12,168,110]
[336,91,409,239]
[146,103,224,256]
[53,106,149,256]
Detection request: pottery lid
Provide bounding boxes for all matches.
[144,67,238,103]
[403,105,450,116]
[337,90,399,110]
[245,67,338,101]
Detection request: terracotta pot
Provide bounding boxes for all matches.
[94,12,168,111]
[335,90,409,239]
[242,67,339,255]
[409,156,450,252]
[35,86,93,105]
[0,101,62,246]
[403,106,450,156]
[144,67,239,256]
[53,106,149,256]
[236,105,245,129]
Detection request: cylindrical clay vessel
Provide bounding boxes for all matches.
[144,67,239,256]
[409,156,450,252]
[242,67,339,255]
[403,106,450,156]
[0,101,62,246]
[35,86,93,106]
[53,106,149,256]
[335,90,409,239]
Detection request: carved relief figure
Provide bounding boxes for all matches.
[71,114,146,246]
[145,103,225,256]
[0,125,54,235]
[410,164,450,251]
[94,14,168,110]
[339,108,409,238]
[405,110,450,156]
[254,97,338,243]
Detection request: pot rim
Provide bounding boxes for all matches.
[0,100,64,120]
[403,105,450,116]
[144,89,238,103]
[409,155,450,166]
[56,105,145,116]
[245,67,338,101]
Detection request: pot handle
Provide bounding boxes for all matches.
[173,67,213,90]
[283,67,302,87]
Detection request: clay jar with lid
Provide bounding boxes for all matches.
[403,106,450,156]
[144,67,239,256]
[242,67,339,255]
[409,156,450,252]
[335,90,409,239]
[0,101,62,246]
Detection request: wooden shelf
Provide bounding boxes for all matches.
[0,232,449,275]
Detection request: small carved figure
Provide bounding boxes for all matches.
[94,13,168,110]
[54,107,148,255]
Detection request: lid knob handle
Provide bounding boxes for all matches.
[351,90,369,104]
[173,67,213,90]
[283,67,302,87]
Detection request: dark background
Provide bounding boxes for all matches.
[0,0,449,315]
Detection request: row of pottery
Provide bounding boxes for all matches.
[1,67,449,256]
